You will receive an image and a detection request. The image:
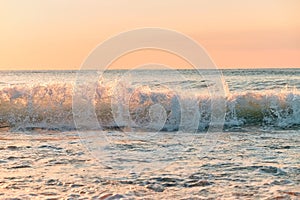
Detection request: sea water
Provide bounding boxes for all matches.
[0,69,299,199]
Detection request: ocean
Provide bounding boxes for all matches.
[0,69,299,199]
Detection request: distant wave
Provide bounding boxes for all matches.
[0,83,299,131]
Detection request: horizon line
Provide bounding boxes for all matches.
[1,67,300,71]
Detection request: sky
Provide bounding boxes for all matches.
[0,0,299,70]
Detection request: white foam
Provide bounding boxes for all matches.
[0,84,299,131]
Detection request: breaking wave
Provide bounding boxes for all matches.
[0,83,299,131]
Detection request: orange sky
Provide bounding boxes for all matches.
[0,0,299,70]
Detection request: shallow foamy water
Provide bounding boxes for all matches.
[0,129,299,199]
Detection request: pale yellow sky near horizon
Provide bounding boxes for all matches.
[0,0,299,70]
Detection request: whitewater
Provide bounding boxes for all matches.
[0,69,300,131]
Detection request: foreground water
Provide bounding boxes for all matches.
[0,129,299,199]
[0,69,299,199]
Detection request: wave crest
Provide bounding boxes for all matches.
[0,83,299,131]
